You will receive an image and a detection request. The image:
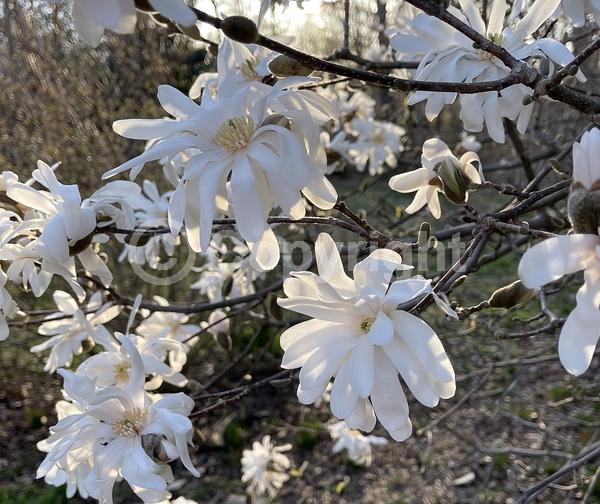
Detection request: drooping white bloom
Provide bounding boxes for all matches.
[37,335,199,503]
[389,138,482,219]
[331,118,405,176]
[107,82,337,270]
[189,37,273,100]
[30,290,120,373]
[278,233,456,441]
[519,128,600,376]
[76,333,189,390]
[241,435,292,499]
[327,421,387,467]
[3,162,140,298]
[389,0,585,143]
[49,0,197,46]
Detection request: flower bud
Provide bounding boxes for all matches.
[221,16,259,44]
[487,280,536,309]
[268,54,313,77]
[567,188,600,234]
[436,158,470,205]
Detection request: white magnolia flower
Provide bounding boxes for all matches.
[389,0,585,143]
[4,162,139,297]
[107,82,337,270]
[77,333,189,390]
[49,0,197,46]
[327,421,387,467]
[30,290,121,373]
[37,399,94,500]
[332,118,406,176]
[37,335,199,503]
[389,138,482,219]
[241,435,292,499]
[519,128,600,376]
[189,37,273,100]
[278,233,456,441]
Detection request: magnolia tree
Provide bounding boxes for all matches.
[4,0,600,502]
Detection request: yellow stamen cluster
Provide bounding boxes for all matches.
[113,408,148,438]
[212,116,255,152]
[360,317,375,333]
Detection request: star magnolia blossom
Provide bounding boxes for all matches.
[37,335,199,503]
[277,233,456,441]
[49,0,197,46]
[389,0,585,143]
[327,421,387,467]
[77,333,189,390]
[389,138,482,219]
[519,128,600,376]
[30,290,120,373]
[3,162,139,299]
[332,118,406,176]
[106,82,338,270]
[240,435,292,499]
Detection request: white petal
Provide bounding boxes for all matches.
[349,336,374,399]
[518,235,598,288]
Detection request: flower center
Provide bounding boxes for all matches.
[113,361,131,383]
[113,408,148,438]
[240,58,258,81]
[360,317,375,333]
[371,130,385,145]
[212,116,255,152]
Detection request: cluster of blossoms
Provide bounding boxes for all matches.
[4,0,600,502]
[389,0,586,142]
[37,335,199,503]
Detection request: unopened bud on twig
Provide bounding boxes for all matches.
[487,280,536,309]
[268,54,313,77]
[221,16,260,44]
[436,158,470,205]
[567,188,600,234]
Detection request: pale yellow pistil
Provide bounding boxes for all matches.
[360,317,375,333]
[113,408,148,438]
[113,361,131,383]
[212,116,255,152]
